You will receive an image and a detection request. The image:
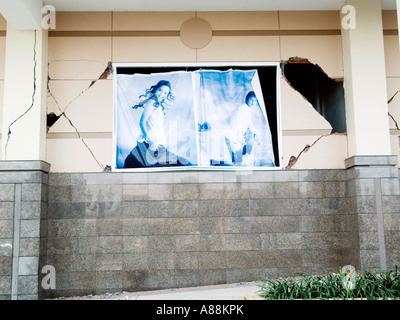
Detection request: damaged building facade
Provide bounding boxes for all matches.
[0,0,399,299]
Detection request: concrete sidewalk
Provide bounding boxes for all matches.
[54,282,265,300]
[108,282,265,300]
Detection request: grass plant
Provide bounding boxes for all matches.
[258,267,400,300]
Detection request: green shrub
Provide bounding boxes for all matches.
[258,267,400,300]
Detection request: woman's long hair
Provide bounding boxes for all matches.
[132,80,174,111]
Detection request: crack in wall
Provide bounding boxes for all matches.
[388,90,400,130]
[49,61,113,115]
[281,57,348,169]
[8,49,398,170]
[285,132,346,169]
[47,62,113,171]
[4,31,38,160]
[284,59,400,170]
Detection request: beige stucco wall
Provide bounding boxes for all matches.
[384,11,400,165]
[0,11,399,171]
[45,11,343,172]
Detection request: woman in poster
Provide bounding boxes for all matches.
[225,91,267,166]
[123,80,191,168]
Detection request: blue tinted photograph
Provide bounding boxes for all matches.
[114,68,277,170]
[115,71,197,169]
[196,69,275,167]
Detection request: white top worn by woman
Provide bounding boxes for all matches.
[138,99,166,151]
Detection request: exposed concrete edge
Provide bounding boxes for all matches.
[345,155,398,169]
[0,160,51,173]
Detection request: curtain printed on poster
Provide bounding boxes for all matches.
[114,69,275,169]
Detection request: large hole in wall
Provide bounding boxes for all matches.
[282,58,346,134]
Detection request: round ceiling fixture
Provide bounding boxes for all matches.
[180,17,212,49]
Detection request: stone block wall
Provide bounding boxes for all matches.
[41,169,359,299]
[0,161,49,300]
[345,156,400,271]
[2,160,399,299]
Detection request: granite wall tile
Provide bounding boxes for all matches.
[7,167,397,298]
[0,202,13,220]
[0,185,14,202]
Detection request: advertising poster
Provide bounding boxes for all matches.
[113,64,280,170]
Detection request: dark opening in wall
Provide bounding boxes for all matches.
[46,112,60,132]
[282,58,346,134]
